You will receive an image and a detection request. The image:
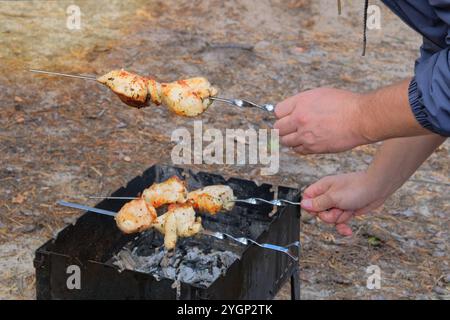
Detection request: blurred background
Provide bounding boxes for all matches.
[0,0,448,299]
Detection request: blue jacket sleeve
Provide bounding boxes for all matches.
[408,2,450,136]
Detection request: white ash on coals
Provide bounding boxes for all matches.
[112,245,239,288]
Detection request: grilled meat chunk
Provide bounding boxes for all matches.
[152,204,202,250]
[115,198,157,234]
[97,69,150,108]
[142,176,187,208]
[161,77,218,117]
[187,185,235,215]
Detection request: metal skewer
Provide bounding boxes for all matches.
[57,201,299,261]
[87,195,300,207]
[57,201,117,216]
[231,198,300,206]
[200,229,299,261]
[209,97,275,113]
[29,69,98,81]
[88,196,138,200]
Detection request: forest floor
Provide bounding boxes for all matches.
[0,0,448,299]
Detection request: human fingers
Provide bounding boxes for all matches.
[336,223,353,236]
[335,211,354,224]
[274,95,297,118]
[302,177,333,199]
[280,132,301,148]
[317,208,343,224]
[273,116,297,136]
[301,192,335,212]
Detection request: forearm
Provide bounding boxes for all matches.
[357,79,432,143]
[367,135,446,197]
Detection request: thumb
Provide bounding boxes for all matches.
[301,192,335,212]
[303,177,333,199]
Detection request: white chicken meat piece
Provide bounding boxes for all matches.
[115,198,157,234]
[97,69,150,108]
[187,185,235,215]
[161,77,218,117]
[142,176,187,208]
[152,204,203,250]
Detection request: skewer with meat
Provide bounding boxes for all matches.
[152,203,203,250]
[187,185,235,215]
[112,178,235,247]
[114,198,202,249]
[96,69,218,116]
[117,177,235,215]
[142,176,187,208]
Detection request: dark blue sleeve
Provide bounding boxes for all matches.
[408,1,450,136]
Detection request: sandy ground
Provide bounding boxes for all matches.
[0,0,448,299]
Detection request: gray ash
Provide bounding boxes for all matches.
[110,231,240,288]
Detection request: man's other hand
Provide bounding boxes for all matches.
[274,88,369,154]
[301,172,389,236]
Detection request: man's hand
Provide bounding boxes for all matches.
[274,80,431,155]
[301,135,446,236]
[274,88,368,154]
[301,172,389,236]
